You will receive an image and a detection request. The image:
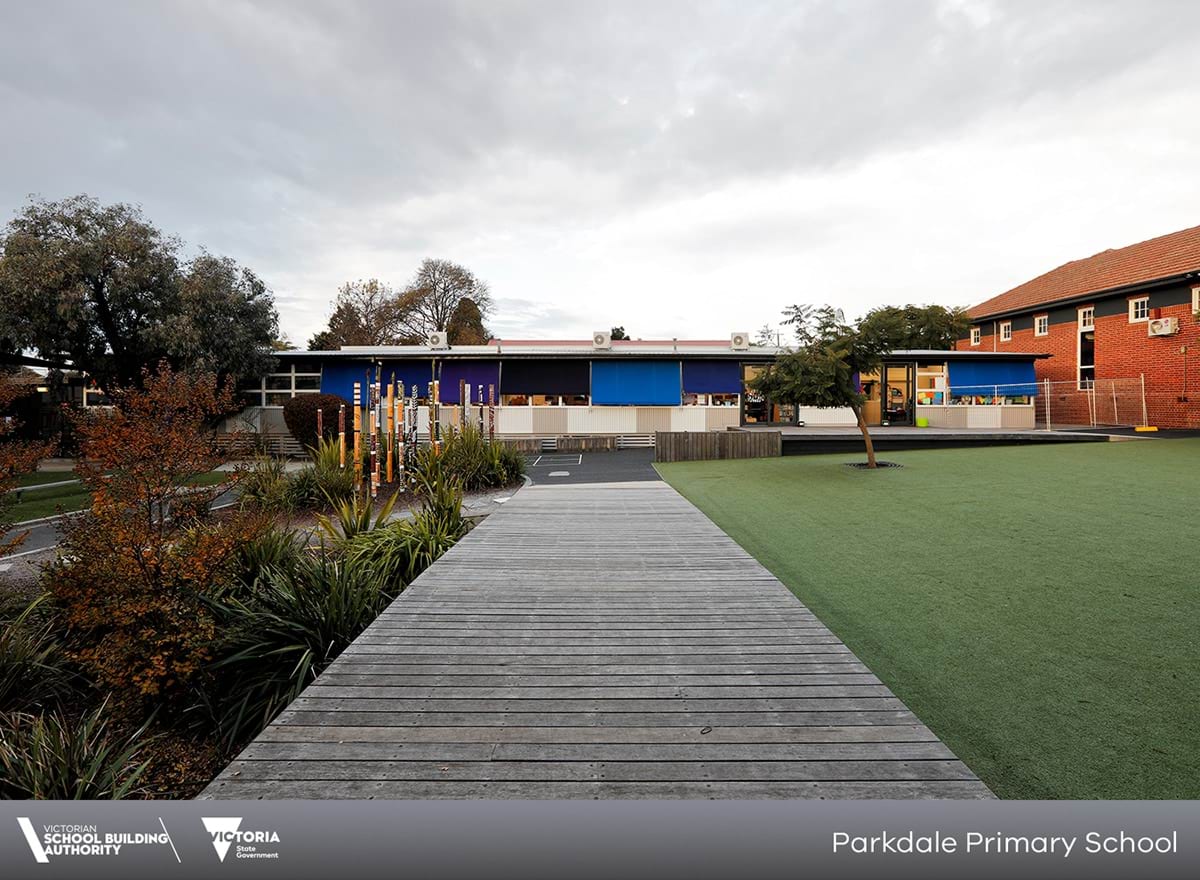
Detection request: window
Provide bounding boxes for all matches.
[239,362,323,407]
[1034,315,1048,336]
[999,321,1012,342]
[970,327,981,346]
[1129,297,1149,323]
[1192,286,1200,313]
[1079,306,1094,330]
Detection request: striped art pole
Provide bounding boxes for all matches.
[316,407,323,443]
[352,382,362,484]
[369,370,380,499]
[385,375,395,484]
[487,381,496,439]
[432,379,441,455]
[478,384,484,434]
[409,384,419,472]
[338,404,346,468]
[460,379,467,430]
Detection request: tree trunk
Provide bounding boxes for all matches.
[852,403,877,469]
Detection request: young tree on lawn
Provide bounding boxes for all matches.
[46,363,264,703]
[0,195,279,392]
[749,305,892,469]
[396,259,493,340]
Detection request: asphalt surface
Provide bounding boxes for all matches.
[523,449,661,485]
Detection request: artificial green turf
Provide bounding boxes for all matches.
[657,439,1200,800]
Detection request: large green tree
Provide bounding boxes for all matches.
[750,305,893,468]
[446,297,489,344]
[857,304,969,351]
[0,195,278,392]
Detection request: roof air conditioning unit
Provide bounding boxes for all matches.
[427,329,449,349]
[730,331,750,350]
[1148,317,1179,337]
[592,330,612,349]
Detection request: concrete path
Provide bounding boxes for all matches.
[202,481,991,799]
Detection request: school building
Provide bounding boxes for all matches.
[958,223,1200,428]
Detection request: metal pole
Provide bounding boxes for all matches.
[1043,378,1051,432]
[1140,373,1148,427]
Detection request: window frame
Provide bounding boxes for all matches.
[999,321,1012,342]
[1034,314,1049,337]
[1192,286,1200,313]
[1078,306,1095,330]
[969,327,981,346]
[1128,297,1150,323]
[240,363,323,408]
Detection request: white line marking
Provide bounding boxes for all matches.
[548,471,570,477]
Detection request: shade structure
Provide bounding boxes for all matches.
[682,360,742,394]
[591,360,682,405]
[499,359,590,396]
[318,360,375,403]
[378,360,435,399]
[438,361,501,404]
[948,360,1039,396]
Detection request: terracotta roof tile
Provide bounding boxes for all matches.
[969,224,1200,319]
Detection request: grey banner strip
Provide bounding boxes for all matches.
[0,801,1195,880]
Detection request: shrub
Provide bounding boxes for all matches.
[47,365,265,704]
[410,424,524,492]
[0,595,78,713]
[316,491,398,543]
[230,528,304,594]
[237,456,292,512]
[282,465,323,510]
[0,701,152,799]
[282,393,346,446]
[204,552,392,747]
[308,438,357,506]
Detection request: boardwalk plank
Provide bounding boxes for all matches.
[201,482,990,800]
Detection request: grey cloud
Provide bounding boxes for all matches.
[2,0,1198,341]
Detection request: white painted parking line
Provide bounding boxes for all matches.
[548,471,570,477]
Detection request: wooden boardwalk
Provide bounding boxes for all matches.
[202,482,991,799]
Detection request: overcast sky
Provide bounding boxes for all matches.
[3,0,1199,345]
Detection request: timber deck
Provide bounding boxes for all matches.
[201,482,992,799]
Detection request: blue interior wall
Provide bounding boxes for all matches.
[682,360,743,394]
[948,360,1039,395]
[591,361,682,405]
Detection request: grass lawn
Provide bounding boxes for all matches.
[16,471,80,488]
[2,471,231,525]
[657,439,1200,799]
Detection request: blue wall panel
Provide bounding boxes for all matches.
[682,360,742,394]
[591,361,681,405]
[319,361,375,403]
[379,360,435,398]
[438,361,501,404]
[948,360,1038,396]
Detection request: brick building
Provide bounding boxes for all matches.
[957,224,1200,428]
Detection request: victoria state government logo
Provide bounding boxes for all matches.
[202,817,282,862]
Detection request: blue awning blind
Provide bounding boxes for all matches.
[591,361,682,405]
[318,361,375,403]
[947,360,1039,396]
[682,361,742,394]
